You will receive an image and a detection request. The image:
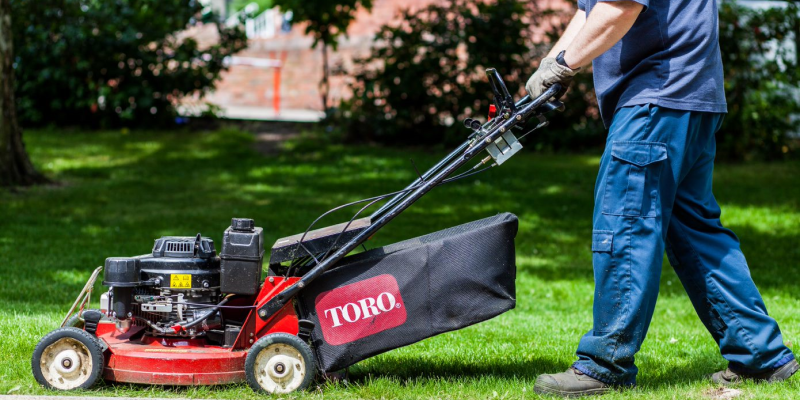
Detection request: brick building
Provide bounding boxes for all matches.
[197,0,570,121]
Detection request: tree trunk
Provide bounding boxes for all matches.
[0,0,47,187]
[320,42,330,114]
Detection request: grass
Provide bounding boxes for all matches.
[1,127,798,399]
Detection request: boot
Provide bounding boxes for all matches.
[534,367,611,397]
[711,359,799,386]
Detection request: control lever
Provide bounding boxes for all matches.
[486,68,515,113]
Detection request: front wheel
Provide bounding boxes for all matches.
[245,333,316,394]
[32,327,104,390]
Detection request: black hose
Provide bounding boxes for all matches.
[178,296,231,330]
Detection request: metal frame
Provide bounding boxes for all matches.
[257,71,563,321]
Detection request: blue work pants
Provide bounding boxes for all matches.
[572,104,794,385]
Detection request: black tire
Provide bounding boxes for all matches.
[245,333,316,394]
[32,327,104,390]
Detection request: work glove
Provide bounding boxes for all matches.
[525,57,579,100]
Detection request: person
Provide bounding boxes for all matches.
[525,0,798,396]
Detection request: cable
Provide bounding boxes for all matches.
[301,163,497,269]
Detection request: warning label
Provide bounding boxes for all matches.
[170,274,192,289]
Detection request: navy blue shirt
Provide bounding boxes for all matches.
[577,0,728,126]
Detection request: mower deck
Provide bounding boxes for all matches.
[98,325,246,385]
[98,327,247,385]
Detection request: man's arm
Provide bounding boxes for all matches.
[526,1,644,99]
[561,1,644,69]
[546,10,586,59]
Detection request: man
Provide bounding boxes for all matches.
[525,0,798,396]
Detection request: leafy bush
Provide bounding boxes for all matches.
[339,0,548,145]
[12,0,247,127]
[342,0,799,161]
[717,0,799,161]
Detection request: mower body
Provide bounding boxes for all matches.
[96,276,299,386]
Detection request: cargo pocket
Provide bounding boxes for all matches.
[602,141,667,217]
[590,230,618,335]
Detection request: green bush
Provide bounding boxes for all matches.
[341,0,799,161]
[12,0,248,128]
[718,0,799,161]
[338,0,548,146]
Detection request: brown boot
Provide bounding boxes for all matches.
[534,367,611,397]
[711,359,799,386]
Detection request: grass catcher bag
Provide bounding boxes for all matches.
[296,213,518,372]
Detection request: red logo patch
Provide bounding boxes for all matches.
[314,274,407,345]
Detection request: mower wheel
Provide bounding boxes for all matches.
[245,333,316,394]
[32,327,104,390]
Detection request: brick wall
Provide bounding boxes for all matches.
[201,0,572,117]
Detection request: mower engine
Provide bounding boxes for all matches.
[101,218,263,339]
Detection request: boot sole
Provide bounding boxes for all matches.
[533,384,610,398]
[767,359,800,382]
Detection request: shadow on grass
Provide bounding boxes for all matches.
[3,128,799,306]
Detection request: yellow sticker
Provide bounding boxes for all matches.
[170,274,192,289]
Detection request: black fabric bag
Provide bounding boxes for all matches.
[296,213,518,372]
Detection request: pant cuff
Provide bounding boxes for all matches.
[772,353,796,369]
[730,352,796,374]
[571,362,635,387]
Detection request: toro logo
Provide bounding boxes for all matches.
[314,274,407,345]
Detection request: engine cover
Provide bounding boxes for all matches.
[103,235,221,322]
[104,235,220,290]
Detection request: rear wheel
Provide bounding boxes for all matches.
[245,333,316,394]
[32,327,104,390]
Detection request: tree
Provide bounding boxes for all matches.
[272,0,373,113]
[340,0,554,145]
[0,0,47,187]
[12,0,248,128]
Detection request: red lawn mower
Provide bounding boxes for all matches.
[32,71,564,394]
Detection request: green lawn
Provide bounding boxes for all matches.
[1,128,798,399]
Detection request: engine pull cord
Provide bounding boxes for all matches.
[172,295,232,332]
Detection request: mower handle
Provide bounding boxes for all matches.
[256,83,563,321]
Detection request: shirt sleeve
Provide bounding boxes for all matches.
[599,0,648,10]
[578,0,586,11]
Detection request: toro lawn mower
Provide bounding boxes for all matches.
[32,70,564,394]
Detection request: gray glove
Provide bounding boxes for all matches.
[525,57,579,100]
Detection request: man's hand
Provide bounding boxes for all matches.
[525,57,578,100]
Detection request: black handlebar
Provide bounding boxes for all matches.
[257,71,565,322]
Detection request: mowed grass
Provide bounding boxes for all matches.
[1,127,798,399]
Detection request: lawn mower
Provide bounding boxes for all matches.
[31,70,564,394]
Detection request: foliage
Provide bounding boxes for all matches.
[717,0,799,161]
[2,127,800,398]
[342,0,800,160]
[229,0,272,14]
[11,0,248,128]
[271,0,372,49]
[340,0,552,145]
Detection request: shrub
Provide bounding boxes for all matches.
[342,0,799,161]
[12,0,248,128]
[339,0,549,146]
[717,0,799,161]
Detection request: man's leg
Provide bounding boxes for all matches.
[664,127,796,381]
[569,104,687,386]
[536,105,689,396]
